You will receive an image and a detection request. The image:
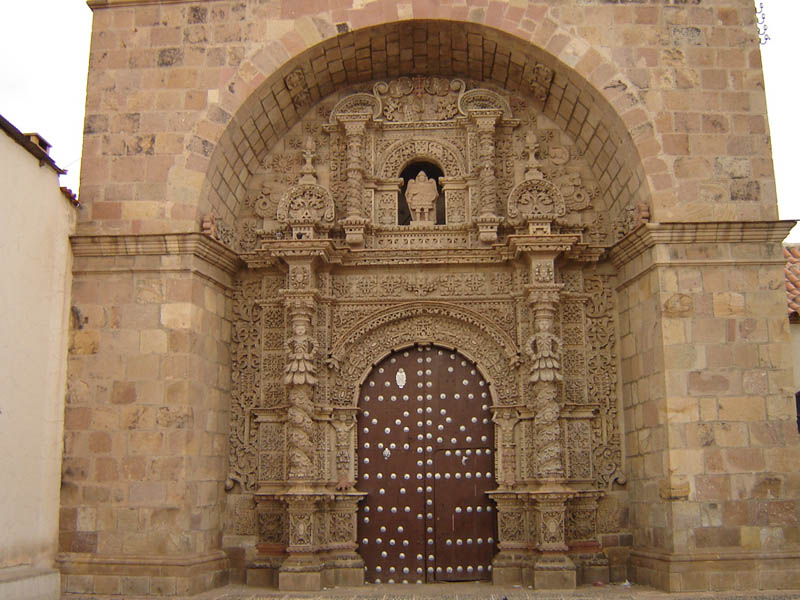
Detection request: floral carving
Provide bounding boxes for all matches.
[285,68,311,109]
[499,511,525,542]
[258,509,287,545]
[585,274,625,489]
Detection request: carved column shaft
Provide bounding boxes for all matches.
[493,408,519,489]
[283,260,319,483]
[474,114,499,218]
[342,119,367,220]
[331,409,357,489]
[526,285,565,479]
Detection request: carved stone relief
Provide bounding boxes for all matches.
[224,75,631,584]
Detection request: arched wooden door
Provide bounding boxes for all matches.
[356,345,497,584]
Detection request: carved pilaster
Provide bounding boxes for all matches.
[278,493,325,590]
[492,407,519,489]
[331,409,357,490]
[488,491,532,586]
[472,112,501,218]
[469,110,503,244]
[281,256,320,485]
[529,490,576,589]
[342,118,367,220]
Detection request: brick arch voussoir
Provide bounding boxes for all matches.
[180,13,661,234]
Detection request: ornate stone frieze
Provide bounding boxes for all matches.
[328,302,519,407]
[376,138,465,179]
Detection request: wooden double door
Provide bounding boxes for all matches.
[356,346,497,583]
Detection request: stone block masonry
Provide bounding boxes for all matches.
[61,0,800,595]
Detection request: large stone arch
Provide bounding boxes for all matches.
[327,301,520,408]
[175,18,658,234]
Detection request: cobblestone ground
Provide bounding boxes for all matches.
[71,583,800,600]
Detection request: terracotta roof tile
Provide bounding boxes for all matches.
[785,245,800,315]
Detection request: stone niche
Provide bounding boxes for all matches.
[220,75,634,591]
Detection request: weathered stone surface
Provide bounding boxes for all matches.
[55,0,800,597]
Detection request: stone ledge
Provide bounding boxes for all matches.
[71,232,241,278]
[631,549,800,592]
[610,221,796,270]
[57,551,229,597]
[0,566,59,600]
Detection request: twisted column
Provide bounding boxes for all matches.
[525,287,565,479]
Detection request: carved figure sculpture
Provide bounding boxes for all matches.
[284,321,317,385]
[404,171,439,223]
[526,319,564,383]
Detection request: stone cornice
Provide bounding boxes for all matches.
[70,232,242,276]
[609,221,796,269]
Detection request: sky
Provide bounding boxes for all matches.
[0,0,797,240]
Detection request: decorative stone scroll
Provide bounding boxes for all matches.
[459,89,513,118]
[328,93,380,123]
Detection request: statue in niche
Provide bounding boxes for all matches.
[404,171,439,223]
[284,320,317,386]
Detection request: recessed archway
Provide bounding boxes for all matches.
[183,20,657,237]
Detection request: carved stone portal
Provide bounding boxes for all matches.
[225,76,627,591]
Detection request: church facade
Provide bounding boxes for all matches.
[60,0,799,596]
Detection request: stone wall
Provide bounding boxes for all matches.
[62,0,800,595]
[0,122,77,599]
[59,236,236,596]
[613,224,798,591]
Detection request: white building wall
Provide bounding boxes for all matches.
[0,128,76,599]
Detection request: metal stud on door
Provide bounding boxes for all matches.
[357,346,496,584]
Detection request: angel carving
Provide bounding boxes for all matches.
[284,321,317,385]
[526,320,564,383]
[404,171,439,223]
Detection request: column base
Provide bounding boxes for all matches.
[278,554,323,591]
[572,551,610,585]
[491,550,531,586]
[533,554,576,589]
[327,552,365,587]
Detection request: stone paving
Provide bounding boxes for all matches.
[149,583,800,600]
